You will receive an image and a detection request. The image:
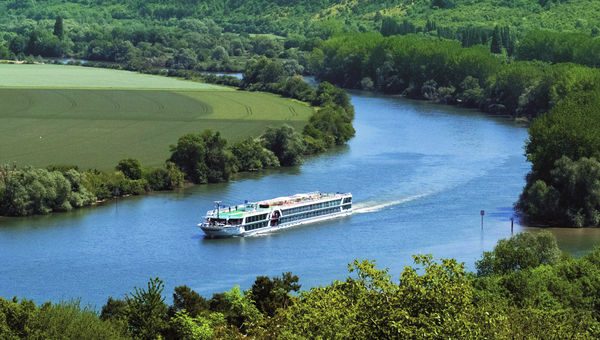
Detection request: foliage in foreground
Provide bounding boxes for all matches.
[2,232,600,339]
[0,298,128,340]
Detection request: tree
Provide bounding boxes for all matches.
[169,311,225,340]
[313,81,353,116]
[519,157,600,227]
[431,0,455,9]
[230,137,279,171]
[281,256,480,339]
[100,297,127,322]
[171,48,197,69]
[380,17,400,37]
[124,277,169,340]
[261,125,306,166]
[209,286,262,332]
[211,46,229,62]
[169,130,235,184]
[0,43,12,59]
[30,300,128,340]
[249,272,301,317]
[490,26,502,54]
[525,89,600,181]
[242,56,286,89]
[201,130,236,183]
[143,162,184,191]
[53,16,64,39]
[0,165,96,216]
[170,285,209,318]
[116,158,142,180]
[475,232,562,276]
[303,105,355,149]
[281,75,314,101]
[169,134,208,183]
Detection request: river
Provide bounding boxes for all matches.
[1,90,599,308]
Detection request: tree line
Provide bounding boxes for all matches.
[516,29,600,67]
[311,32,600,119]
[2,232,600,338]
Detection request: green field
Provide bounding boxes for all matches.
[0,64,224,89]
[0,65,313,169]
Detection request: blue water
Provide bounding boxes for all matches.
[2,91,593,308]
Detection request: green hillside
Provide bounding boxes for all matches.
[0,0,597,35]
[1,0,595,76]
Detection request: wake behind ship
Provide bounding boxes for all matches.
[199,192,352,238]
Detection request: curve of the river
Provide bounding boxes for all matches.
[2,90,599,307]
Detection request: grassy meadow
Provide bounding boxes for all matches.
[0,64,313,169]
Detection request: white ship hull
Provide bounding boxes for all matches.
[200,209,352,238]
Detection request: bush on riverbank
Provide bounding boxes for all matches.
[167,58,355,182]
[3,232,600,339]
[0,164,95,216]
[0,160,184,217]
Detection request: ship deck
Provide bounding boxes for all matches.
[205,192,349,219]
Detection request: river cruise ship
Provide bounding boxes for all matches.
[199,192,352,238]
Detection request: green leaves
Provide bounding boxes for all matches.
[475,232,562,276]
[230,137,279,172]
[262,125,307,166]
[281,256,477,339]
[519,88,600,226]
[125,277,169,340]
[0,164,96,216]
[249,272,301,317]
[169,130,235,184]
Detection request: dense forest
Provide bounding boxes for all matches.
[3,232,600,338]
[2,0,600,71]
[2,0,600,35]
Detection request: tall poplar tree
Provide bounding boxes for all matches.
[490,25,502,54]
[53,16,64,39]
